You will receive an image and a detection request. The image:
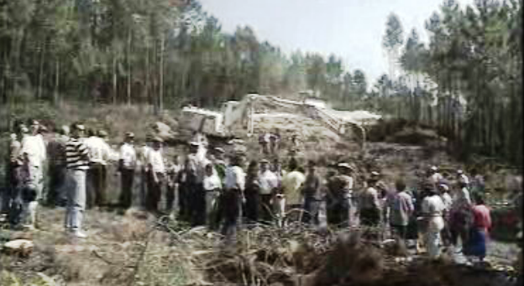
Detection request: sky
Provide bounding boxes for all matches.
[199,0,475,84]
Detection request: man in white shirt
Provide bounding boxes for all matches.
[203,163,222,228]
[421,187,446,259]
[145,137,165,213]
[359,172,381,227]
[187,142,208,226]
[258,159,279,223]
[221,153,246,241]
[84,130,112,208]
[20,120,46,202]
[138,136,152,209]
[279,160,306,226]
[119,132,137,209]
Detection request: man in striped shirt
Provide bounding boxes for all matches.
[65,123,90,238]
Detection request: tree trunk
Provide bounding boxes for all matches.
[159,33,164,111]
[127,28,132,105]
[37,42,45,100]
[54,59,60,105]
[112,55,117,104]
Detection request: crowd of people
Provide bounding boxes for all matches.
[4,119,494,262]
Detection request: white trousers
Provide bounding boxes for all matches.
[205,191,219,226]
[65,170,86,231]
[426,216,445,259]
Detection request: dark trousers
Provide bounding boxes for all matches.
[390,224,408,240]
[9,186,37,228]
[166,184,177,213]
[302,197,320,225]
[178,183,190,221]
[220,188,242,241]
[360,208,381,227]
[119,169,135,209]
[146,171,163,213]
[244,192,259,223]
[327,196,350,226]
[450,227,470,248]
[189,182,205,226]
[260,194,273,223]
[47,164,67,206]
[140,169,148,208]
[86,164,107,208]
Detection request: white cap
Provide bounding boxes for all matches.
[430,166,438,171]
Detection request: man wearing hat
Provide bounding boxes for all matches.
[358,171,381,227]
[328,163,355,227]
[145,137,166,213]
[258,159,279,223]
[119,132,137,209]
[64,123,90,238]
[46,125,70,206]
[84,129,112,208]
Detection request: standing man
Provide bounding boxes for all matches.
[46,126,69,207]
[187,142,206,226]
[221,152,246,242]
[258,159,279,224]
[165,154,181,217]
[119,132,137,209]
[421,186,446,260]
[138,136,152,209]
[359,172,382,227]
[280,160,306,226]
[19,121,46,229]
[145,137,165,213]
[329,163,355,227]
[203,163,222,228]
[65,123,90,238]
[385,178,414,241]
[244,160,260,224]
[7,133,22,207]
[84,130,111,209]
[301,160,323,226]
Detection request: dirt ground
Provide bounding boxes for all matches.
[0,108,521,285]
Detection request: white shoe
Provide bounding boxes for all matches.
[71,230,88,238]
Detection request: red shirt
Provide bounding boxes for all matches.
[472,204,491,233]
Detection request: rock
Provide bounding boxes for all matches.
[151,121,175,142]
[3,239,34,257]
